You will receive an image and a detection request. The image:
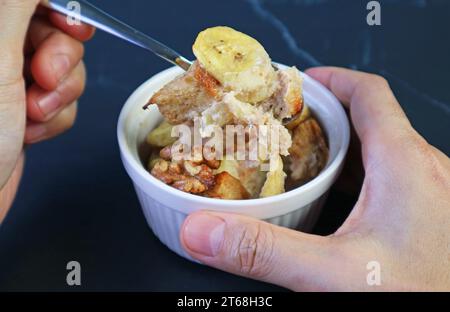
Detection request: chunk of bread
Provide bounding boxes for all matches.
[288,118,329,182]
[204,172,250,200]
[147,62,218,124]
[216,159,266,198]
[261,67,303,120]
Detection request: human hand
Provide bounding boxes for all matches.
[0,0,94,220]
[180,67,450,291]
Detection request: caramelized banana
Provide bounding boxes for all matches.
[193,26,276,103]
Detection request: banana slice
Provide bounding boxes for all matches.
[146,120,177,147]
[260,155,286,198]
[193,26,276,104]
[285,104,311,130]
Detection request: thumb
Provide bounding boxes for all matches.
[180,211,341,291]
[0,0,39,188]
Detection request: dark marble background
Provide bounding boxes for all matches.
[0,0,449,291]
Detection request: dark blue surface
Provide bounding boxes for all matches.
[0,0,449,291]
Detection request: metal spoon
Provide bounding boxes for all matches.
[41,0,282,72]
[41,0,192,70]
[41,0,300,126]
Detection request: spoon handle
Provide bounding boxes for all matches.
[41,0,192,70]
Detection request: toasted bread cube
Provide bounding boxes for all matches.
[261,67,303,120]
[205,172,250,200]
[147,62,217,124]
[289,118,329,182]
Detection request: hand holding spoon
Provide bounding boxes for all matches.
[41,0,192,70]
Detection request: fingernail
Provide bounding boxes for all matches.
[183,214,225,257]
[51,54,71,82]
[26,124,47,143]
[38,91,62,117]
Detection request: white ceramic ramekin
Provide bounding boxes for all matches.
[118,65,350,260]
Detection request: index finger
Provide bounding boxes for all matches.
[48,11,96,42]
[305,67,418,172]
[306,67,412,146]
[38,2,95,42]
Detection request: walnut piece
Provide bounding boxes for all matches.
[151,158,217,195]
[173,177,207,193]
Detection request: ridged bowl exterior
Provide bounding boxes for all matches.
[134,184,328,259]
[118,65,350,261]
